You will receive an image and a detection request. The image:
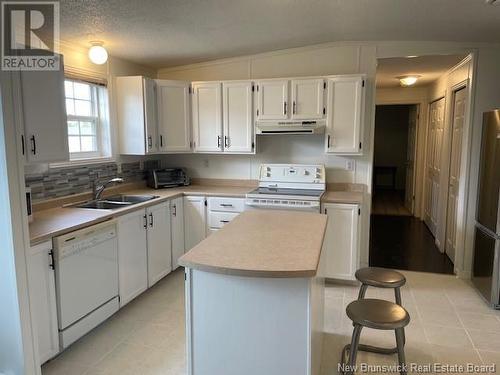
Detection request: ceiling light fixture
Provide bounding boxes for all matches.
[88,41,108,65]
[398,75,420,87]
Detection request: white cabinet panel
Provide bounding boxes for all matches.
[147,202,172,287]
[325,76,364,154]
[256,80,289,120]
[223,81,254,153]
[184,196,207,251]
[171,197,185,270]
[116,76,158,155]
[156,80,191,152]
[192,82,223,152]
[322,203,360,280]
[19,57,69,163]
[27,241,59,364]
[117,209,148,306]
[291,78,325,120]
[207,197,245,213]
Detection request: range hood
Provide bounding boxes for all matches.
[256,120,326,135]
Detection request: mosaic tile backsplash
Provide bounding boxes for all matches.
[25,160,160,201]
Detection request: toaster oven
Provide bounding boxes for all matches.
[147,168,190,189]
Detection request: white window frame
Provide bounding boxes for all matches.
[59,79,112,164]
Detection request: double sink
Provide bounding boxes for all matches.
[72,194,159,210]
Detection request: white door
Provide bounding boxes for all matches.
[425,97,445,236]
[445,88,467,263]
[192,82,223,152]
[256,80,289,120]
[19,61,69,163]
[27,241,59,364]
[291,78,325,120]
[117,209,148,306]
[147,202,172,286]
[405,105,418,213]
[223,81,254,153]
[171,197,185,270]
[322,203,360,280]
[325,76,364,154]
[156,80,191,152]
[143,77,158,153]
[184,196,207,251]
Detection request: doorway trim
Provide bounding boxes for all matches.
[374,98,425,219]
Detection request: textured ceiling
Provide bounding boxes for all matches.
[376,55,467,88]
[60,0,500,68]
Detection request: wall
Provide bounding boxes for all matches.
[23,43,159,198]
[157,41,500,277]
[373,105,410,190]
[158,42,376,186]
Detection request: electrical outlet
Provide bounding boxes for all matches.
[204,159,209,168]
[346,159,355,171]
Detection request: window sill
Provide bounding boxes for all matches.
[49,156,115,169]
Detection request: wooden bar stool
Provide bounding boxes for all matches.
[341,299,410,375]
[355,267,406,305]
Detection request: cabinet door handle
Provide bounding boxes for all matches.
[284,102,287,115]
[172,204,177,217]
[160,135,163,148]
[327,134,331,149]
[293,101,296,114]
[30,135,36,155]
[148,136,153,148]
[48,250,55,270]
[149,213,154,227]
[143,214,147,229]
[21,135,25,155]
[224,136,229,148]
[217,135,221,148]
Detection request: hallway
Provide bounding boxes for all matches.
[369,215,454,274]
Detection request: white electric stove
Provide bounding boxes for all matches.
[245,164,325,212]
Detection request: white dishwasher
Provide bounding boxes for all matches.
[53,220,119,348]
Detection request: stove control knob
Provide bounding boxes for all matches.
[316,168,321,174]
[303,170,309,176]
[266,173,271,177]
[316,173,321,179]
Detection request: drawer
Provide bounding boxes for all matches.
[207,197,245,213]
[208,211,239,229]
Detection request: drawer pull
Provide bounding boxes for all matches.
[220,204,233,207]
[220,220,230,223]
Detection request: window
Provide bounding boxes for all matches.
[64,79,111,160]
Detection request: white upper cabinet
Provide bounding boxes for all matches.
[17,56,69,163]
[192,82,223,152]
[222,81,254,153]
[325,75,365,154]
[291,78,325,120]
[156,80,191,152]
[116,76,158,155]
[256,79,289,120]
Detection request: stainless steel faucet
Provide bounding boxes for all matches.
[92,177,124,200]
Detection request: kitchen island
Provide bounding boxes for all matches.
[179,210,328,375]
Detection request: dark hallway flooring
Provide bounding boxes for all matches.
[369,215,455,274]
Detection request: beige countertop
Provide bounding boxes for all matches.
[179,210,327,278]
[29,182,364,245]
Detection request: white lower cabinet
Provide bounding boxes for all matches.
[321,203,360,280]
[170,197,185,270]
[27,240,59,364]
[184,196,207,250]
[117,209,148,306]
[207,197,245,234]
[146,202,172,287]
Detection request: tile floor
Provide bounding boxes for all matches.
[43,268,500,375]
